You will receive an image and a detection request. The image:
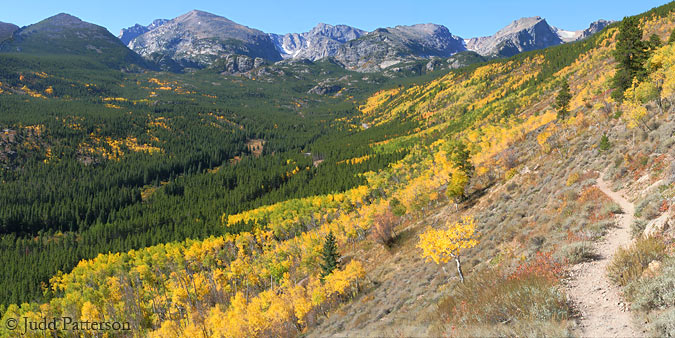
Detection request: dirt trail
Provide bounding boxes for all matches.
[566,172,644,337]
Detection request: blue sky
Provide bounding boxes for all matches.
[1,0,669,38]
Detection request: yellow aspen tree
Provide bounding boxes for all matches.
[418,216,478,283]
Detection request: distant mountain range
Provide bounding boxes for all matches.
[0,10,612,73]
[120,11,611,72]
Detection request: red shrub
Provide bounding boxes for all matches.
[370,210,398,247]
[509,251,565,282]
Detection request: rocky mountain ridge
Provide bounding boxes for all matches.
[127,10,281,68]
[0,22,18,42]
[269,23,366,60]
[332,23,467,71]
[122,10,610,72]
[0,13,148,69]
[2,10,611,74]
[118,19,168,45]
[464,17,612,57]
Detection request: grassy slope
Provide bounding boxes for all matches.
[309,4,675,337]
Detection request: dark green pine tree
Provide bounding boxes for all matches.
[448,140,474,176]
[556,78,572,120]
[611,16,649,101]
[669,27,675,44]
[649,34,662,49]
[320,231,340,280]
[598,134,611,152]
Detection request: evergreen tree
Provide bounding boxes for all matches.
[320,231,340,279]
[599,134,611,152]
[669,27,675,44]
[389,197,407,217]
[448,141,474,175]
[649,33,662,49]
[556,78,572,119]
[611,16,648,101]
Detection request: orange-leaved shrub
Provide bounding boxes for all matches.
[509,251,566,282]
[370,209,398,247]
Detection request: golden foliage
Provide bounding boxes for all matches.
[418,216,478,264]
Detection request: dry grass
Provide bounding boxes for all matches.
[607,236,667,287]
[435,265,571,334]
[558,241,599,264]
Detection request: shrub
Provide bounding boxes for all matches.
[446,320,573,338]
[635,194,664,220]
[602,202,623,215]
[437,267,571,328]
[587,220,616,239]
[607,236,667,286]
[631,219,647,237]
[370,209,398,247]
[505,168,518,180]
[510,251,566,282]
[559,242,598,264]
[651,308,675,337]
[599,134,612,152]
[625,256,675,311]
[566,172,580,186]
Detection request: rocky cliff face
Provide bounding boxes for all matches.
[465,17,563,57]
[269,23,365,60]
[332,24,466,72]
[0,22,18,42]
[208,54,267,75]
[119,19,168,45]
[128,10,281,68]
[553,19,612,42]
[465,17,612,57]
[577,19,612,40]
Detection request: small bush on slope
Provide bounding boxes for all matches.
[652,307,675,337]
[626,255,675,311]
[607,235,667,287]
[436,253,570,335]
[558,241,598,264]
[618,254,675,337]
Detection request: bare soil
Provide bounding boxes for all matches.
[565,172,646,337]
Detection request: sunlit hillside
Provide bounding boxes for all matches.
[1,3,675,338]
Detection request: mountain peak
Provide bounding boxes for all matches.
[0,13,148,69]
[44,13,84,25]
[178,9,223,21]
[128,10,281,67]
[495,16,546,38]
[119,19,168,44]
[187,9,211,15]
[466,16,561,57]
[395,23,454,37]
[313,23,334,29]
[270,23,366,60]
